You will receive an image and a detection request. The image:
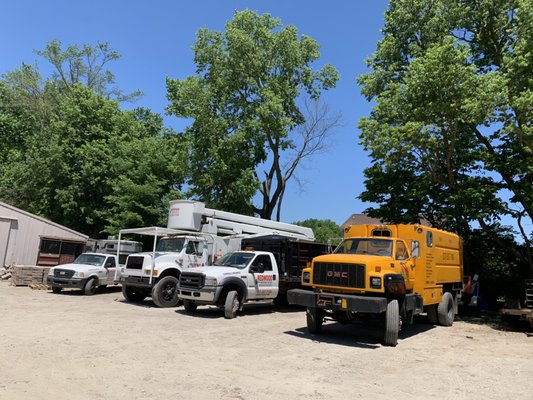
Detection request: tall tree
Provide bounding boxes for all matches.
[0,41,187,236]
[167,10,340,220]
[36,39,142,102]
[357,0,532,274]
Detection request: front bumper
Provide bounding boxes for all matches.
[178,286,223,304]
[46,276,88,289]
[287,289,388,314]
[117,275,155,288]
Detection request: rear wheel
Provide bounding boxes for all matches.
[437,292,455,326]
[51,286,62,294]
[383,299,400,346]
[84,277,97,295]
[121,285,147,302]
[183,300,198,312]
[306,307,324,334]
[224,291,240,319]
[152,276,180,308]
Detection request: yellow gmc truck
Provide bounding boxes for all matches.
[287,224,463,346]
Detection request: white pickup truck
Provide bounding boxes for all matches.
[46,253,119,295]
[177,251,281,318]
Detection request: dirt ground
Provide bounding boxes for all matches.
[1,282,533,400]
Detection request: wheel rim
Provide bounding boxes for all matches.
[231,296,239,313]
[162,282,176,301]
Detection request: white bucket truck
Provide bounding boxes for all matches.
[115,200,314,308]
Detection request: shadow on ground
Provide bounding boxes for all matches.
[175,302,304,319]
[47,285,122,296]
[284,316,437,349]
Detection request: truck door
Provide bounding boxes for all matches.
[103,256,116,284]
[185,240,204,268]
[396,240,415,290]
[249,254,279,300]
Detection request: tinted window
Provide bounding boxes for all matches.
[427,231,433,247]
[252,255,273,271]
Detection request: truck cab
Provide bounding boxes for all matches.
[178,251,280,318]
[304,236,416,295]
[116,229,210,308]
[47,253,119,295]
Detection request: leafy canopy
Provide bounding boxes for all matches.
[167,10,339,219]
[358,0,533,277]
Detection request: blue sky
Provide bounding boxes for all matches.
[1,0,389,226]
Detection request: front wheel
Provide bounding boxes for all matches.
[183,300,198,312]
[306,307,324,334]
[383,299,400,346]
[224,290,240,319]
[122,285,147,302]
[152,276,180,308]
[437,292,455,326]
[84,277,97,295]
[51,286,62,294]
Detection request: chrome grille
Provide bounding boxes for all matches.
[179,272,204,289]
[313,262,365,288]
[54,269,75,278]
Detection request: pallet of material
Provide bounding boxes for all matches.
[29,283,51,290]
[10,265,52,286]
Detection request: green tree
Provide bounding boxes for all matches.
[293,218,342,245]
[103,130,189,234]
[0,41,187,237]
[36,39,142,102]
[357,0,532,276]
[167,10,340,220]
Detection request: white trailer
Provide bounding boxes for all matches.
[115,201,315,308]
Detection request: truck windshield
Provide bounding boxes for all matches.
[156,238,186,252]
[214,252,254,269]
[73,254,106,266]
[334,238,393,257]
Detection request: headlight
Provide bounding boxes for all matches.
[204,277,217,286]
[48,269,54,276]
[370,277,382,289]
[302,271,310,284]
[72,271,85,279]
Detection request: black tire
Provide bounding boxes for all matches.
[437,292,455,326]
[84,277,97,295]
[426,304,438,324]
[224,290,240,319]
[122,285,147,302]
[384,299,400,346]
[51,286,62,294]
[152,276,180,308]
[183,300,198,312]
[306,307,324,334]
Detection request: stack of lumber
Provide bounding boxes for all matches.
[10,265,51,286]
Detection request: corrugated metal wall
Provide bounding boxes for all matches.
[0,202,88,267]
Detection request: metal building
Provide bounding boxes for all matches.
[0,202,88,268]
